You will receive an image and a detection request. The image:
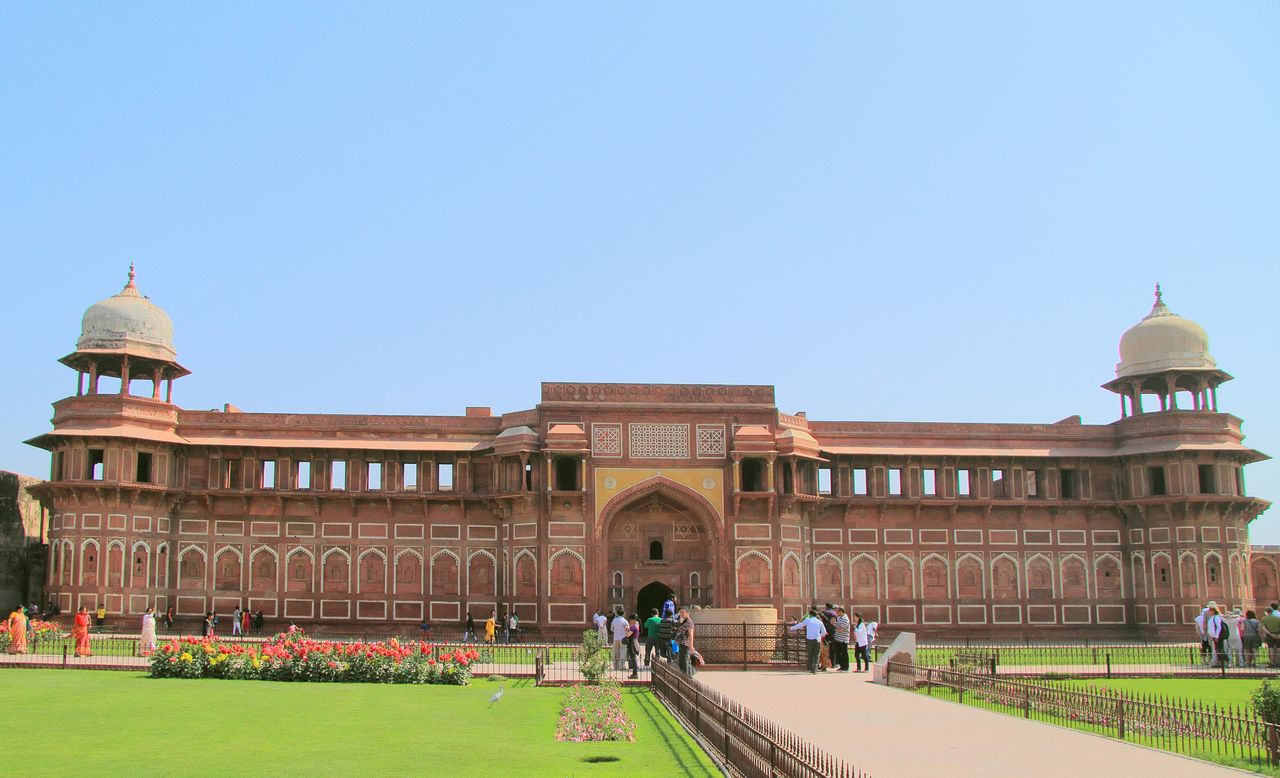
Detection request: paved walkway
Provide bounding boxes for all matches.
[696,670,1247,777]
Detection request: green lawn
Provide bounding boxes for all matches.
[0,670,717,777]
[1055,677,1267,710]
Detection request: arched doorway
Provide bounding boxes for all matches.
[598,479,721,614]
[637,580,673,619]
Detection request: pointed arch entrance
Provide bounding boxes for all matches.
[596,477,723,614]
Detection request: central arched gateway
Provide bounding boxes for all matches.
[596,478,724,615]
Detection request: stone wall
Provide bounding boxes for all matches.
[0,471,46,609]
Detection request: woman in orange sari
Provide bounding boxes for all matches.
[6,606,26,654]
[71,607,91,656]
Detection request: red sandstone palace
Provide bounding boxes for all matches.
[27,270,1273,635]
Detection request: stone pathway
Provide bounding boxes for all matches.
[696,670,1248,777]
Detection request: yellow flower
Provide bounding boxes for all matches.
[179,652,193,662]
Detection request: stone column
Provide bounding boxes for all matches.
[88,361,99,395]
[1165,375,1177,410]
[165,377,173,403]
[152,367,162,400]
[1211,385,1219,412]
[121,355,131,396]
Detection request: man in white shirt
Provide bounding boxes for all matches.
[610,608,630,670]
[1195,601,1217,666]
[593,611,608,644]
[788,608,828,674]
[231,605,243,637]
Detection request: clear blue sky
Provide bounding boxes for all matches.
[2,4,1276,535]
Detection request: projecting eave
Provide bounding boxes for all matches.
[817,440,1269,464]
[25,425,188,450]
[180,436,493,453]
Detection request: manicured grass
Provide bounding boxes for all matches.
[913,679,1280,775]
[0,670,717,777]
[1056,677,1268,709]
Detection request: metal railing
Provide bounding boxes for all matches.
[887,660,1280,771]
[909,642,1280,678]
[651,658,870,778]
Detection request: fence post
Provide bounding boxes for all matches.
[742,622,748,671]
[958,670,965,705]
[1116,698,1125,739]
[62,644,68,668]
[1023,686,1030,718]
[1268,722,1280,767]
[1106,653,1111,679]
[990,655,997,676]
[926,667,933,696]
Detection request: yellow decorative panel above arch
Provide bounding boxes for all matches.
[594,468,725,526]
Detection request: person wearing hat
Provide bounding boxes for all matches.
[1226,608,1245,668]
[1194,601,1218,666]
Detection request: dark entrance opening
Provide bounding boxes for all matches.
[636,580,672,620]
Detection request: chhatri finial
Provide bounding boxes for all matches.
[1145,282,1170,318]
[1154,282,1162,304]
[118,262,140,297]
[129,261,136,283]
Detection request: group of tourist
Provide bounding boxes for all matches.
[788,603,877,674]
[462,610,522,645]
[1195,600,1280,668]
[590,593,700,679]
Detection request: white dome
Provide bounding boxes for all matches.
[76,266,177,361]
[1115,286,1215,379]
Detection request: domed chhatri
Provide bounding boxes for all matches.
[76,263,177,361]
[1104,284,1231,417]
[1115,284,1216,379]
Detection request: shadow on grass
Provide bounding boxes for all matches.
[626,687,718,778]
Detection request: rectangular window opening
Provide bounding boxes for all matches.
[296,461,312,490]
[888,468,902,496]
[852,468,868,496]
[1198,464,1215,495]
[1059,468,1076,500]
[89,449,104,481]
[991,469,1005,498]
[1148,466,1166,496]
[367,462,382,491]
[331,460,347,491]
[922,468,937,497]
[403,463,418,491]
[224,459,242,490]
[957,469,971,497]
[135,452,153,484]
[741,458,766,492]
[1026,469,1042,498]
[438,462,454,492]
[524,463,533,491]
[817,467,832,496]
[261,460,276,490]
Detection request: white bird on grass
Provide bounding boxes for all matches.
[488,684,505,709]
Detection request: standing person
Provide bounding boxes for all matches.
[162,606,174,631]
[643,608,662,667]
[418,620,433,640]
[593,610,608,644]
[508,612,520,644]
[501,611,511,644]
[202,612,214,639]
[626,614,641,679]
[253,609,264,633]
[830,607,851,672]
[852,613,871,672]
[1207,606,1226,668]
[5,606,27,654]
[1227,608,1245,668]
[611,608,629,671]
[672,608,697,676]
[72,607,92,656]
[232,605,243,637]
[788,609,827,674]
[661,593,677,620]
[484,611,496,645]
[818,604,837,671]
[1244,610,1262,667]
[1194,602,1212,665]
[463,612,477,643]
[139,607,157,655]
[95,603,106,628]
[241,608,251,637]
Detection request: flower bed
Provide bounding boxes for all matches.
[0,619,62,651]
[555,684,636,742]
[149,633,476,684]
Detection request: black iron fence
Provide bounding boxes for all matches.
[887,660,1280,772]
[651,658,870,778]
[910,642,1280,678]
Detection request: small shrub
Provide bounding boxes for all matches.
[1252,680,1280,724]
[577,629,611,685]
